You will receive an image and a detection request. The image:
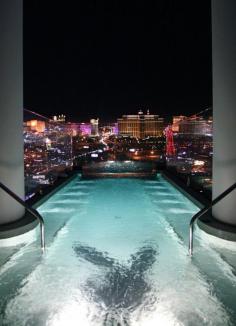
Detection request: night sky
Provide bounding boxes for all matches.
[24,0,212,122]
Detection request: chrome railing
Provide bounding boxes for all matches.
[0,182,45,252]
[189,182,236,256]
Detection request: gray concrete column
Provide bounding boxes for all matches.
[0,0,25,224]
[212,0,236,225]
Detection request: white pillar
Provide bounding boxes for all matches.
[0,0,25,224]
[212,0,236,225]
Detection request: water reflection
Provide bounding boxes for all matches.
[73,243,158,325]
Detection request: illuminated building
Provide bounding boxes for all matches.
[80,123,91,135]
[90,118,99,136]
[172,116,186,132]
[118,110,164,138]
[66,122,93,136]
[113,123,118,135]
[178,117,212,135]
[52,114,66,122]
[63,122,92,136]
[66,123,80,136]
[26,120,45,133]
[45,137,52,150]
[100,123,118,136]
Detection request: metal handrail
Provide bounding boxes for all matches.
[189,182,236,256]
[0,182,45,252]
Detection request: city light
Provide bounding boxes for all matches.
[23,107,213,200]
[194,160,205,166]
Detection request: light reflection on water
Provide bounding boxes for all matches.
[73,242,158,325]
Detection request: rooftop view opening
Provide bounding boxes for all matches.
[0,1,236,325]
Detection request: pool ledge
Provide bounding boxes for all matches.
[198,212,236,242]
[161,171,206,209]
[0,211,38,239]
[82,172,156,178]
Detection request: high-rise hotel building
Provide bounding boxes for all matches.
[172,115,213,135]
[118,110,164,138]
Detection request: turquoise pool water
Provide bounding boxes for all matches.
[1,174,236,325]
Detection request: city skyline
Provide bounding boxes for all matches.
[24,106,212,125]
[24,0,212,121]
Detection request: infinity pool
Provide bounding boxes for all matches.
[1,175,236,325]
